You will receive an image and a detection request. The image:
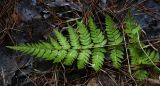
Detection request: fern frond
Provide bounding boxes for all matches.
[125,15,160,81]
[77,49,91,69]
[7,15,159,78]
[54,30,70,49]
[126,15,159,66]
[77,21,93,49]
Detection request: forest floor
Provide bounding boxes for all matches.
[0,0,160,86]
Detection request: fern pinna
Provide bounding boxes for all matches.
[7,15,160,80]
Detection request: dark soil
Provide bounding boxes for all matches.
[0,0,160,86]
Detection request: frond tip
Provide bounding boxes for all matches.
[6,43,58,60]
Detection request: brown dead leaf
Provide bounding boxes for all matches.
[11,11,22,25]
[87,77,99,86]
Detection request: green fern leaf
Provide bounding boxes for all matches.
[105,15,116,31]
[127,21,159,65]
[89,17,107,47]
[64,49,78,65]
[125,15,159,81]
[67,25,81,49]
[29,42,53,50]
[6,44,58,60]
[40,42,54,49]
[133,69,148,80]
[7,15,158,76]
[77,21,93,49]
[77,49,91,69]
[53,50,67,63]
[110,48,124,68]
[141,50,159,64]
[105,21,123,45]
[91,48,106,71]
[46,50,58,60]
[54,30,70,49]
[87,18,107,71]
[49,36,62,50]
[125,16,141,42]
[105,15,124,69]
